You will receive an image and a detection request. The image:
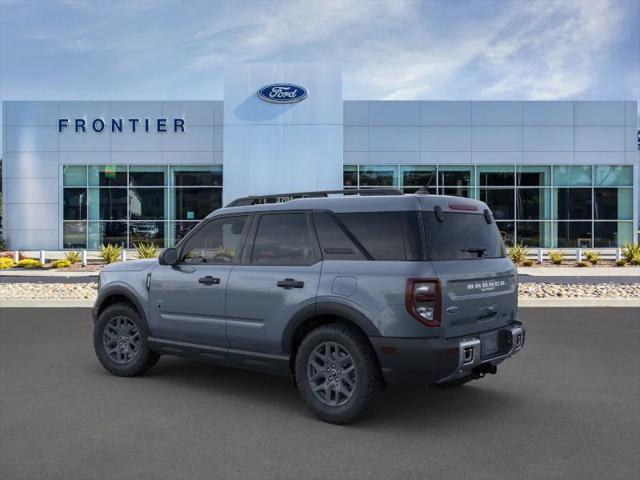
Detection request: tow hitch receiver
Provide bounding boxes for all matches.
[472,363,497,379]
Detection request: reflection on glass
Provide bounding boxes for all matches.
[438,166,471,187]
[64,188,87,220]
[594,222,633,247]
[63,222,86,248]
[594,188,633,220]
[129,222,164,248]
[89,165,127,186]
[556,222,592,248]
[129,166,165,186]
[517,166,550,186]
[553,165,591,186]
[129,188,165,220]
[495,221,514,246]
[343,165,358,187]
[440,187,470,197]
[359,166,397,186]
[478,166,514,186]
[480,189,514,220]
[172,166,222,186]
[400,166,435,192]
[594,165,632,187]
[173,222,199,245]
[555,188,591,220]
[88,222,127,248]
[516,222,551,248]
[517,188,550,220]
[173,188,221,220]
[63,166,87,187]
[98,188,128,220]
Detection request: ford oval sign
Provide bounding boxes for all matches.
[258,83,308,104]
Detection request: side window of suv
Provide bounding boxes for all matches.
[313,211,366,260]
[180,215,249,264]
[336,212,409,261]
[251,213,317,266]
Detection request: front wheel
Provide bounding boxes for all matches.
[93,303,159,377]
[295,324,384,424]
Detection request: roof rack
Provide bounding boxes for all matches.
[226,188,403,207]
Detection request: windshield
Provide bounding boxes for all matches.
[422,211,506,261]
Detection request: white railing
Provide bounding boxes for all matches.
[3,247,630,266]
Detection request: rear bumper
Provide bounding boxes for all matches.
[370,322,525,387]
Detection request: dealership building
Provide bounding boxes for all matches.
[1,63,638,250]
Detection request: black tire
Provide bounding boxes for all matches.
[432,375,473,389]
[295,323,384,424]
[93,303,159,377]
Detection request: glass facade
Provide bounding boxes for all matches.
[344,164,634,248]
[62,165,222,248]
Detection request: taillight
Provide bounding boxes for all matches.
[405,279,441,327]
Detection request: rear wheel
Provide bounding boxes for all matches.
[295,324,384,424]
[93,303,159,377]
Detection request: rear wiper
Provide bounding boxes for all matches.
[461,248,487,258]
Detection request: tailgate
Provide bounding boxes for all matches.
[431,258,517,338]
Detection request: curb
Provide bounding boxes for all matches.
[0,271,99,278]
[518,298,640,307]
[0,299,95,308]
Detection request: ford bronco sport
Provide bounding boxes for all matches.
[92,189,525,424]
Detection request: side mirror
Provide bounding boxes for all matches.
[159,248,178,266]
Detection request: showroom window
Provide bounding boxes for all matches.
[62,165,222,248]
[343,164,634,248]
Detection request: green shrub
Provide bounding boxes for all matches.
[548,250,564,265]
[0,235,5,251]
[65,251,81,264]
[99,243,122,264]
[621,243,640,264]
[507,244,529,265]
[522,259,534,267]
[51,259,71,269]
[584,251,600,265]
[615,259,627,267]
[135,243,160,259]
[631,258,640,266]
[576,261,589,268]
[0,257,15,269]
[17,258,43,269]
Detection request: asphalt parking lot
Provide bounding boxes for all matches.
[1,307,638,480]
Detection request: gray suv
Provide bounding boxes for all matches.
[92,190,525,424]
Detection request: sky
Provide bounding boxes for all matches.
[0,0,638,150]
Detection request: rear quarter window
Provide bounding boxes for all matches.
[334,212,422,261]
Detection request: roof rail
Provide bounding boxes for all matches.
[226,188,402,207]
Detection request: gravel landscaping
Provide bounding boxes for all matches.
[0,282,98,300]
[519,283,640,299]
[1,281,639,300]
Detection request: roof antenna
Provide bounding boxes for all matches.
[413,171,436,195]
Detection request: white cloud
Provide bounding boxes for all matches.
[1,0,636,101]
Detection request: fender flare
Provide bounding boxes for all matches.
[95,283,148,326]
[281,301,381,354]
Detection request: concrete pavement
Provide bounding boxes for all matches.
[0,307,638,480]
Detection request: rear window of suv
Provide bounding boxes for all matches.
[423,212,505,261]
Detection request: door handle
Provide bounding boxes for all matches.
[198,276,220,285]
[277,278,304,289]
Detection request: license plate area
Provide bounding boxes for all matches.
[480,330,512,359]
[480,332,499,358]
